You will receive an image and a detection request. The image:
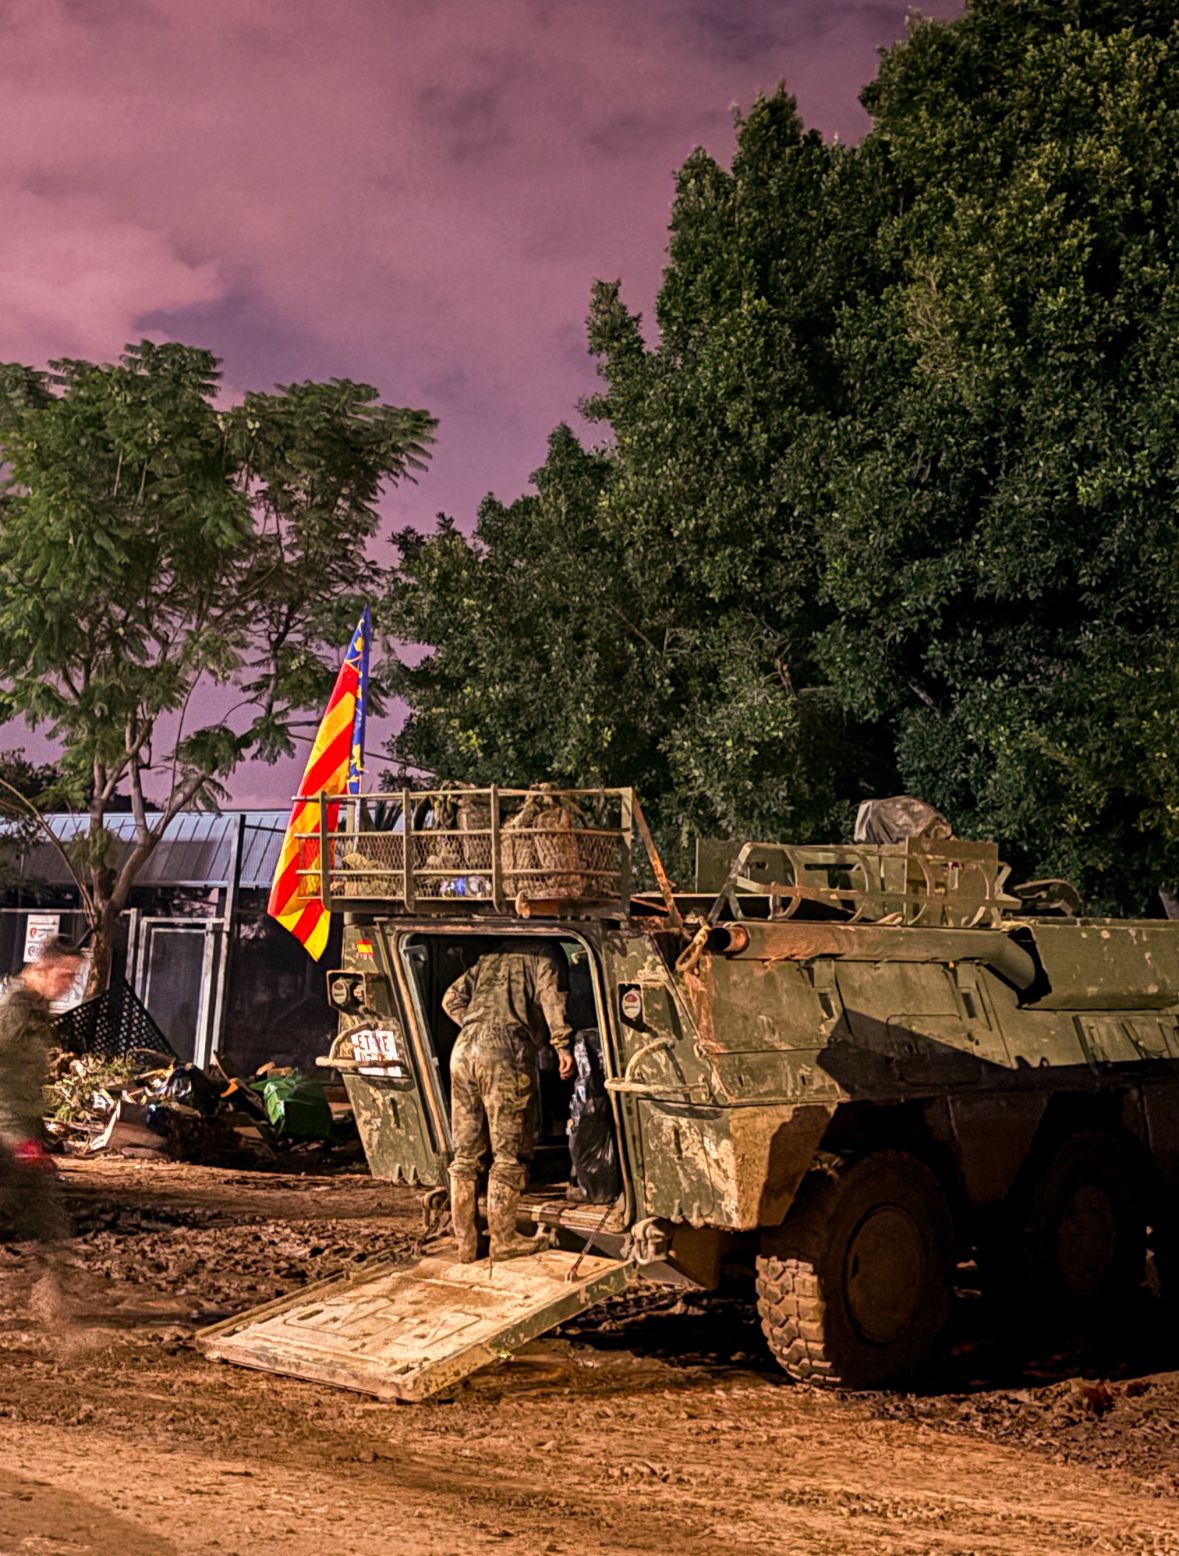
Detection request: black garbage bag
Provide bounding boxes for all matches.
[161,1063,223,1117]
[568,1027,620,1203]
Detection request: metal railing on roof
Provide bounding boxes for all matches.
[704,836,1018,930]
[289,786,675,921]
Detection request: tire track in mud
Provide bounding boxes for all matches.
[0,1160,1175,1556]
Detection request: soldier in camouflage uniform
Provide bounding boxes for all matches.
[442,941,573,1260]
[0,938,81,1283]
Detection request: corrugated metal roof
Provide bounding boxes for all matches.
[1,811,293,891]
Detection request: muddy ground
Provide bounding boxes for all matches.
[0,1159,1177,1556]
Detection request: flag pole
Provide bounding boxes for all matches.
[267,607,373,960]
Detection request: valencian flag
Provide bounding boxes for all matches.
[268,608,371,959]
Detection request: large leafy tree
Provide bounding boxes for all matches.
[577,100,901,847]
[388,0,1179,913]
[0,342,434,986]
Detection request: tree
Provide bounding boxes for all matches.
[388,1,1179,912]
[0,749,72,894]
[386,427,641,786]
[0,342,434,988]
[0,749,61,809]
[817,0,1179,910]
[577,98,900,846]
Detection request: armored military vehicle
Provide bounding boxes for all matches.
[200,786,1179,1397]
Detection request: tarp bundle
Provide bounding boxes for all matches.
[250,1070,334,1142]
[853,796,954,846]
[424,783,493,874]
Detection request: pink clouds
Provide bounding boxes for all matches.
[0,0,959,519]
[2,187,221,363]
[0,0,960,800]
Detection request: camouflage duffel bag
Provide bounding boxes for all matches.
[422,782,493,878]
[502,790,589,899]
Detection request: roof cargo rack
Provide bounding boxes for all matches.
[290,786,674,920]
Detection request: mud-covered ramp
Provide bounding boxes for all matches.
[0,1158,1175,1556]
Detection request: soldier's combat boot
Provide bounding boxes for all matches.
[487,1178,547,1261]
[449,1172,479,1263]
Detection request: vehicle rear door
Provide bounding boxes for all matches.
[319,922,451,1186]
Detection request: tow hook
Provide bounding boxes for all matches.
[419,1186,450,1242]
[625,1217,671,1265]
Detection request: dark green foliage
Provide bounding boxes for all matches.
[820,0,1179,910]
[0,749,66,889]
[0,750,61,808]
[389,0,1179,911]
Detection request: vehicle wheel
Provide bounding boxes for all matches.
[755,1150,954,1388]
[1015,1130,1146,1324]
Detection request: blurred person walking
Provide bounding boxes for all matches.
[0,936,82,1311]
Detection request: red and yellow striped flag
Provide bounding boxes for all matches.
[267,613,369,959]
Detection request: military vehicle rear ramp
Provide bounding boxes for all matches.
[196,1244,637,1401]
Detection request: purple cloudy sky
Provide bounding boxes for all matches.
[2,0,957,804]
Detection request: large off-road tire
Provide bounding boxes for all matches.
[1013,1130,1147,1326]
[755,1151,954,1389]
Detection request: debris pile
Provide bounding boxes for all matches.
[43,1051,359,1169]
